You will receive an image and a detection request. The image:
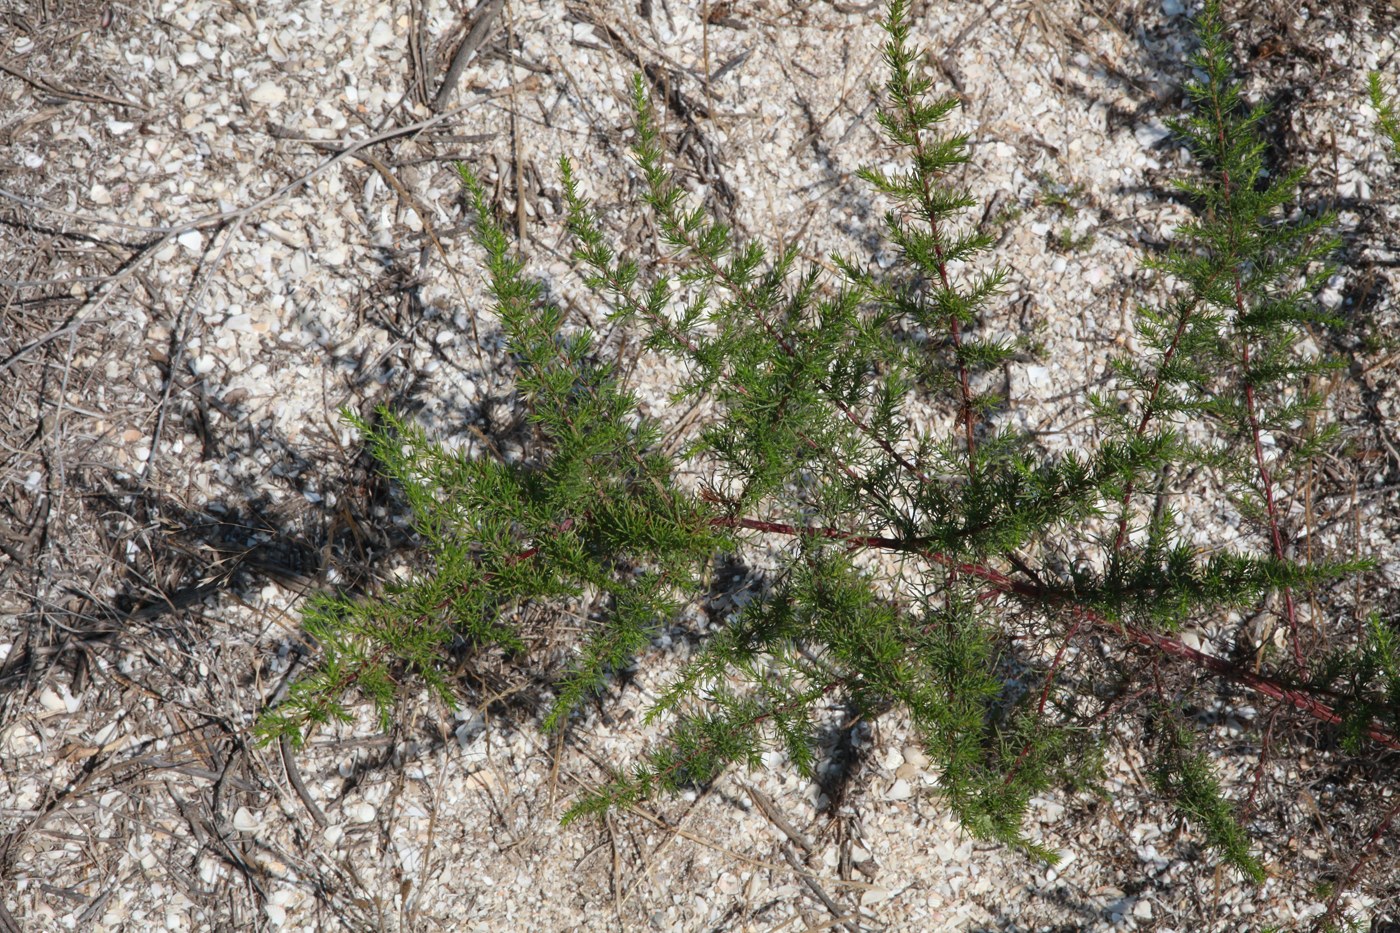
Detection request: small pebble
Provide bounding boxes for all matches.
[249,81,287,105]
[345,802,376,824]
[232,807,261,833]
[886,779,913,800]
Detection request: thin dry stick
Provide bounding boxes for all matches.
[433,0,504,112]
[748,784,861,933]
[701,0,711,102]
[781,845,860,933]
[0,899,21,933]
[0,58,145,109]
[507,2,527,242]
[141,216,245,483]
[616,782,716,910]
[606,813,623,924]
[279,735,329,828]
[619,802,879,890]
[1239,320,1304,673]
[745,783,816,857]
[416,736,450,906]
[293,139,488,364]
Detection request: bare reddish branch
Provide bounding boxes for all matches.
[1240,332,1305,673]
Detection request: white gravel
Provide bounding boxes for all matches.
[3,0,1400,929]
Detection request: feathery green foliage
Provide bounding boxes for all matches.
[1149,710,1266,884]
[1316,615,1400,754]
[257,0,1400,894]
[1370,71,1400,159]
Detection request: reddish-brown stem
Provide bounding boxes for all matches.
[1243,704,1282,813]
[1086,684,1155,729]
[1211,91,1302,675]
[900,108,977,470]
[706,514,1400,751]
[917,206,973,463]
[1036,619,1084,718]
[948,313,977,468]
[433,510,1395,789]
[1237,285,1305,675]
[1318,792,1400,930]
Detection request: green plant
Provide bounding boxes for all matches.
[1054,225,1095,253]
[1036,173,1095,252]
[259,0,1399,899]
[1369,71,1400,158]
[1036,175,1086,216]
